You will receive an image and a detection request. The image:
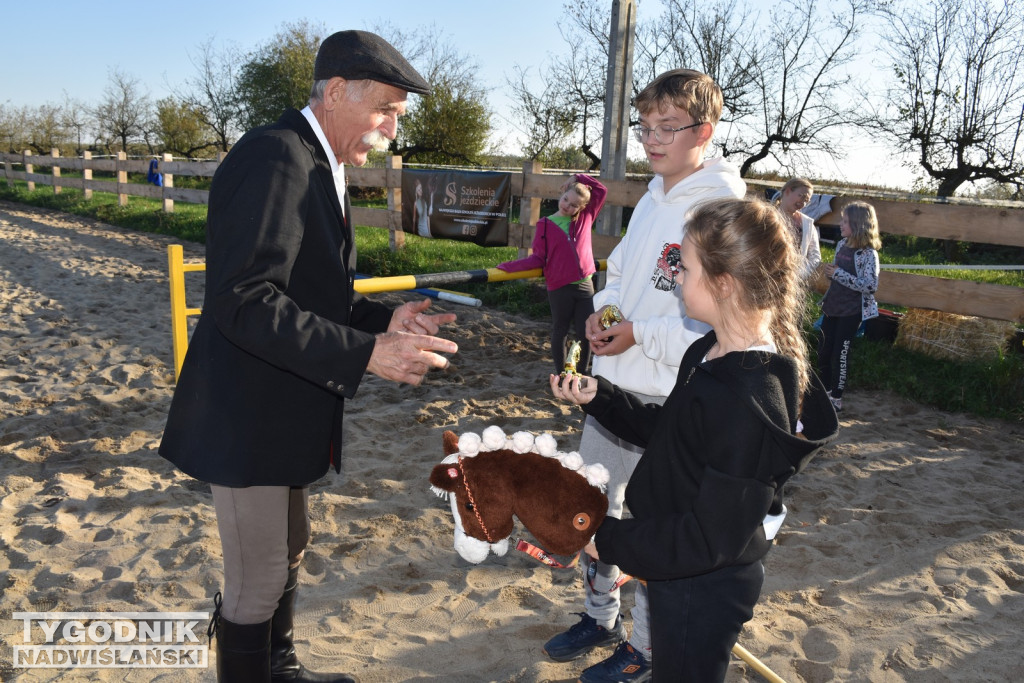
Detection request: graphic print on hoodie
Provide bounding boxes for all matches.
[651,242,681,291]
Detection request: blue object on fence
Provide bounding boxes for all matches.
[147,159,163,187]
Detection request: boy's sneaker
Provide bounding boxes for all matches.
[579,641,651,682]
[543,613,625,662]
[829,394,843,412]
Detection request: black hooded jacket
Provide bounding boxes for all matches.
[588,331,839,581]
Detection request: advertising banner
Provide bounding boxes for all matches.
[402,169,510,247]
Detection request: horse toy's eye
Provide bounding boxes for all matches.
[464,502,475,511]
[573,513,592,530]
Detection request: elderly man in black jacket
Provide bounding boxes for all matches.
[159,31,457,683]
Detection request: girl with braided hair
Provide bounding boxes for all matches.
[550,197,839,681]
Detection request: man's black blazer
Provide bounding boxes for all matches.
[159,108,392,487]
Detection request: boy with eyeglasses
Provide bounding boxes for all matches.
[542,68,745,683]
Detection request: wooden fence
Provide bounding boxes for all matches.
[3,150,1023,324]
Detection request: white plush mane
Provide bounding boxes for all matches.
[429,425,609,500]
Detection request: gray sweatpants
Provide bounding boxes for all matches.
[580,390,665,659]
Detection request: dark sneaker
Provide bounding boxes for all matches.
[579,641,651,682]
[543,613,626,662]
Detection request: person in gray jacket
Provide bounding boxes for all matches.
[818,201,882,412]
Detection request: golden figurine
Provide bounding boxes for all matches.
[559,339,588,389]
[562,339,581,376]
[600,305,623,330]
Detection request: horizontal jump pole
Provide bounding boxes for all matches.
[168,243,606,379]
[731,643,787,683]
[354,260,607,294]
[354,274,482,306]
[354,267,542,293]
[411,288,482,307]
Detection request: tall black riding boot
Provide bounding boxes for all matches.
[211,608,272,683]
[271,566,359,683]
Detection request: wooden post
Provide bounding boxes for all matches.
[51,148,61,195]
[162,152,174,213]
[518,161,543,259]
[25,150,35,192]
[82,151,93,200]
[387,155,405,252]
[117,151,128,207]
[596,0,636,288]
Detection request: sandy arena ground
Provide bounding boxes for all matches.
[1,201,1022,682]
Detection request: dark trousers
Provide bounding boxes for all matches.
[817,314,861,399]
[548,278,595,374]
[647,561,764,682]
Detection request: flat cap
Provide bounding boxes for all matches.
[314,30,430,95]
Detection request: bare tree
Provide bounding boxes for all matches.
[656,0,762,125]
[876,0,1024,198]
[176,37,242,152]
[511,0,868,178]
[93,68,152,153]
[562,21,608,168]
[507,64,581,161]
[631,19,675,102]
[705,0,870,177]
[558,1,618,167]
[506,1,611,167]
[61,93,92,155]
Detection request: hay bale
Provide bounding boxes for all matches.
[894,308,1016,361]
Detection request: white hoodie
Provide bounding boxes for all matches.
[592,156,746,396]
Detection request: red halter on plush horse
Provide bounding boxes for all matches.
[430,426,610,565]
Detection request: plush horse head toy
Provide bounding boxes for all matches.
[429,426,610,565]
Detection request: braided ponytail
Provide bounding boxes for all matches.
[686,198,810,397]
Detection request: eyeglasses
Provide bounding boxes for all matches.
[631,121,703,145]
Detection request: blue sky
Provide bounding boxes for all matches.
[2,0,915,189]
[3,0,567,143]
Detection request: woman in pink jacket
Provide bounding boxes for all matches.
[498,173,607,374]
